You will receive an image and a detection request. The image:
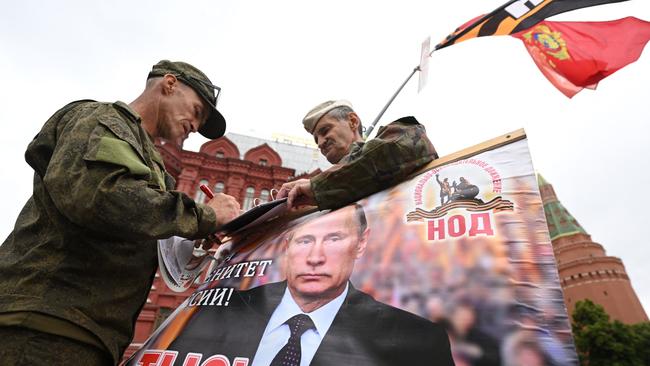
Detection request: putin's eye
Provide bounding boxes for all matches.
[325,234,343,243]
[294,238,314,246]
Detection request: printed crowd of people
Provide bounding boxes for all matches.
[347,184,577,366]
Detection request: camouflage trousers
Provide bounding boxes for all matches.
[0,326,112,366]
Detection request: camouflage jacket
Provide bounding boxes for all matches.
[0,101,217,363]
[311,116,437,210]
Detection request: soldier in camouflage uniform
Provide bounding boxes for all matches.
[0,60,240,365]
[278,100,438,209]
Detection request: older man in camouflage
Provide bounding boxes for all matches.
[278,100,438,209]
[0,61,240,365]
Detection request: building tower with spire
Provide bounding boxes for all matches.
[538,175,647,324]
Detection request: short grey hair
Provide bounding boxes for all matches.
[325,106,363,135]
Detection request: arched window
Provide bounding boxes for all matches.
[214,182,225,194]
[259,189,270,204]
[242,186,255,210]
[194,179,209,203]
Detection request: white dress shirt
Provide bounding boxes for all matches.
[251,283,349,366]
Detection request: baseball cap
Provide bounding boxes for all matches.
[148,60,226,139]
[302,99,353,134]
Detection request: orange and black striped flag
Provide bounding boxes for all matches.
[436,0,630,50]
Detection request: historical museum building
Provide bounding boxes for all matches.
[538,175,647,324]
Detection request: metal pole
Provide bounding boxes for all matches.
[364,0,517,139]
[364,66,420,139]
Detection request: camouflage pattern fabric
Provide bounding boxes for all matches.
[311,116,438,210]
[0,326,112,366]
[0,100,217,364]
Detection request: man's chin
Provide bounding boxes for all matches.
[159,135,186,148]
[325,152,342,164]
[294,283,329,298]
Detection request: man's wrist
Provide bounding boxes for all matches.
[196,203,218,237]
[308,177,325,210]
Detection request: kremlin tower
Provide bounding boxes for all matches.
[538,175,647,324]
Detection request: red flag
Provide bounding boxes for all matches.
[436,0,630,50]
[512,17,650,98]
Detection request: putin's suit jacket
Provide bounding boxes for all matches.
[169,281,454,366]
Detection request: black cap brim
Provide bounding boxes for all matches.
[199,107,226,139]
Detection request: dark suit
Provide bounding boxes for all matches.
[169,281,454,365]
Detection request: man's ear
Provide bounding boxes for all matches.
[162,74,178,95]
[355,227,369,259]
[280,235,291,275]
[348,112,361,134]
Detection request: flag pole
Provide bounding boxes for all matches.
[364,65,421,139]
[364,0,518,139]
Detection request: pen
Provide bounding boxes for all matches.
[198,184,221,249]
[200,184,215,200]
[201,184,244,214]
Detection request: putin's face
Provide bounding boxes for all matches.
[284,206,368,308]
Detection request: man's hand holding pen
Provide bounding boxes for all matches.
[196,185,240,252]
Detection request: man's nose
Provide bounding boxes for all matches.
[317,137,328,150]
[306,241,325,266]
[190,120,199,133]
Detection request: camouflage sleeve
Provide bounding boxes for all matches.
[41,107,217,241]
[310,117,438,210]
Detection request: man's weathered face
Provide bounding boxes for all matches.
[312,114,358,164]
[157,78,208,142]
[284,206,368,304]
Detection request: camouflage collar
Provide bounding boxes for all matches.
[114,101,142,123]
[339,141,365,164]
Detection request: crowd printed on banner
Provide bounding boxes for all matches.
[137,350,249,366]
[427,212,494,241]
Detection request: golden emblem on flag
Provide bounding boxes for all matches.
[522,25,571,63]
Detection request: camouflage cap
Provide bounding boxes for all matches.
[148,60,226,139]
[302,99,353,134]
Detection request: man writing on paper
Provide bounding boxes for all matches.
[277,100,438,209]
[0,60,240,365]
[166,204,454,366]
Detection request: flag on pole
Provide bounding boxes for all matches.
[418,37,431,92]
[436,0,630,50]
[512,17,650,98]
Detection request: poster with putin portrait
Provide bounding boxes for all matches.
[127,130,578,366]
